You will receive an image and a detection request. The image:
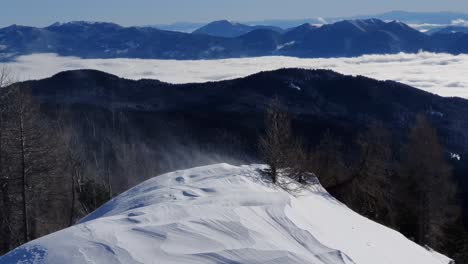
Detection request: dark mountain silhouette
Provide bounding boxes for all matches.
[430,32,468,54]
[282,23,318,43]
[428,26,468,35]
[23,69,468,219]
[192,20,284,37]
[279,19,430,57]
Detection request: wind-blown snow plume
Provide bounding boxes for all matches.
[0,164,452,264]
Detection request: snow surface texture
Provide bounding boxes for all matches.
[5,52,468,98]
[0,164,451,264]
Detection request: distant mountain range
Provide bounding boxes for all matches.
[153,11,468,33]
[1,18,468,60]
[427,26,468,35]
[350,10,468,24]
[192,20,284,38]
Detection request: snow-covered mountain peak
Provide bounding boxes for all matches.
[0,164,452,264]
[45,21,121,30]
[212,20,237,26]
[328,19,387,33]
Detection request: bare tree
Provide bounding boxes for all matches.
[57,119,85,226]
[398,114,459,249]
[285,137,310,184]
[3,85,59,243]
[0,65,13,252]
[310,131,347,189]
[259,97,308,184]
[0,69,115,253]
[350,122,393,222]
[259,98,291,183]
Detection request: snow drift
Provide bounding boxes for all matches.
[0,164,452,264]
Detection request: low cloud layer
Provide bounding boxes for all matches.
[410,19,468,32]
[5,52,468,98]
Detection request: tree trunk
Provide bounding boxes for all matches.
[69,166,76,226]
[271,165,277,183]
[107,163,112,199]
[0,115,11,252]
[1,182,11,252]
[19,107,29,243]
[418,192,428,245]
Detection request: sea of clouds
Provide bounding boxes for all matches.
[410,18,468,32]
[5,52,468,98]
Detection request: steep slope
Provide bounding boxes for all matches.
[0,164,451,264]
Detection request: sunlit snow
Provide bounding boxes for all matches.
[0,164,451,264]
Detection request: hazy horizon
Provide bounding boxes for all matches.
[2,0,468,28]
[0,9,466,28]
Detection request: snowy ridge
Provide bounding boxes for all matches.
[0,164,451,264]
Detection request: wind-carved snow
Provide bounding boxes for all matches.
[0,164,451,264]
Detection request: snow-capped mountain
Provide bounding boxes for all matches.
[1,18,468,60]
[0,164,452,264]
[153,11,468,33]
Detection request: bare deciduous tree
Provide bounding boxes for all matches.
[310,131,347,189]
[351,122,393,222]
[259,97,308,184]
[0,65,13,252]
[3,85,63,243]
[57,120,85,226]
[259,98,291,183]
[398,114,459,249]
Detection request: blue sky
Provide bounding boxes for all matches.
[1,0,468,27]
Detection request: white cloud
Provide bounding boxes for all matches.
[4,52,468,98]
[451,19,468,27]
[410,20,468,32]
[316,17,327,24]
